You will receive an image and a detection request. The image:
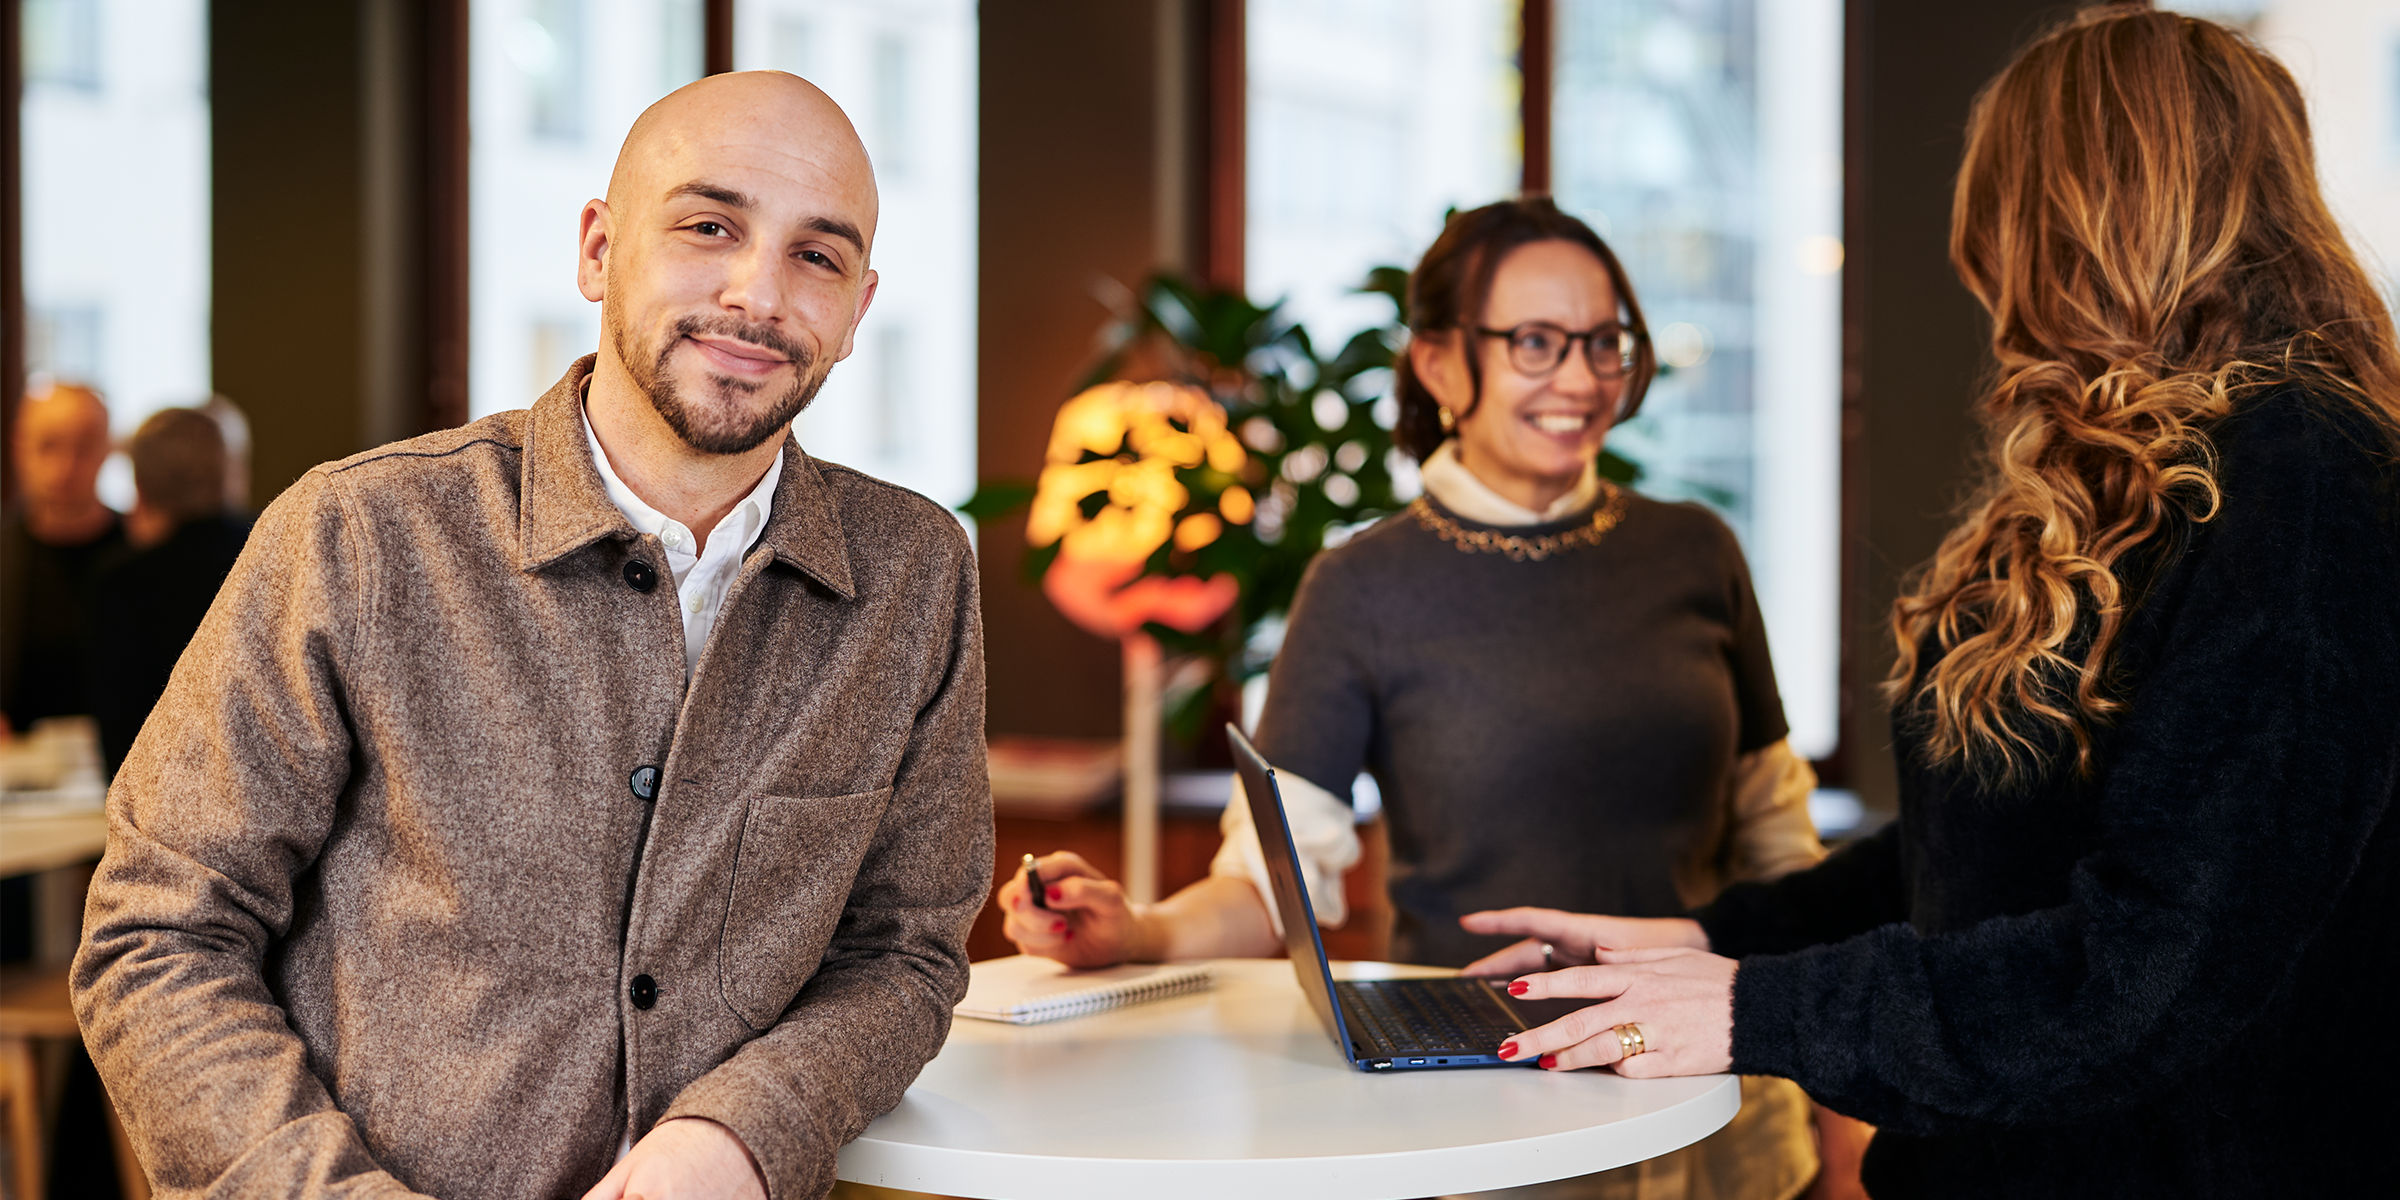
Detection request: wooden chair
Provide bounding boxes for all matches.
[0,964,147,1200]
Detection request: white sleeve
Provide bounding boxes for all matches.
[1208,767,1362,935]
[1725,737,1827,882]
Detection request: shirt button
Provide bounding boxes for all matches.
[628,765,660,801]
[629,974,658,1010]
[623,560,658,592]
[687,594,708,614]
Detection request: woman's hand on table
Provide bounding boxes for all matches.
[1455,906,1711,977]
[1492,946,1738,1077]
[997,850,1158,968]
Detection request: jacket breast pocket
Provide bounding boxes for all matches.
[717,787,893,1031]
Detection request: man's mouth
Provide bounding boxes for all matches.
[686,334,791,376]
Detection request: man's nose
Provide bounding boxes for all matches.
[716,242,787,321]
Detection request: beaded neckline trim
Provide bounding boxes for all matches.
[1408,486,1627,562]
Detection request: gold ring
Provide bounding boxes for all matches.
[1613,1023,1649,1058]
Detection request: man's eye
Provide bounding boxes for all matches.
[688,221,727,237]
[800,249,836,269]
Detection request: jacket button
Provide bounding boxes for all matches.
[623,560,658,592]
[630,974,658,1010]
[628,765,660,801]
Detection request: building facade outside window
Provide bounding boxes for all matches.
[1552,0,1843,758]
[1245,0,1520,352]
[737,0,977,509]
[19,0,211,509]
[470,0,707,421]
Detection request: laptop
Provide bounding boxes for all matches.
[1227,724,1596,1072]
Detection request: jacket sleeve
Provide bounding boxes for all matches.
[1723,402,2400,1135]
[70,471,429,1197]
[660,523,994,1200]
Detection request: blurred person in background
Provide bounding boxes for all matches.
[1,379,125,736]
[198,392,253,511]
[91,405,253,773]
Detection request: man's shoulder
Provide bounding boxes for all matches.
[315,410,530,489]
[808,457,970,557]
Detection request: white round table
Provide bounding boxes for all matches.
[837,958,1740,1199]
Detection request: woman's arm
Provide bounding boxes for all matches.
[1003,552,1381,966]
[1000,857,1282,965]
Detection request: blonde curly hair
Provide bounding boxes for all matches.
[1890,5,2400,782]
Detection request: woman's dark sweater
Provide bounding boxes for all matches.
[1696,389,2400,1196]
[1260,490,1790,967]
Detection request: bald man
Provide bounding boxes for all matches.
[74,74,992,1200]
[2,380,126,731]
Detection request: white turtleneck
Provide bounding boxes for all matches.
[1416,440,1602,525]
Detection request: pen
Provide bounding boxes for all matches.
[1021,853,1050,911]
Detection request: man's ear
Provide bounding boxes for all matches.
[576,199,612,303]
[832,268,880,363]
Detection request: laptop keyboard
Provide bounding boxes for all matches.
[1337,978,1524,1056]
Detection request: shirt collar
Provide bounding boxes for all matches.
[1418,440,1602,526]
[578,391,783,556]
[516,355,857,599]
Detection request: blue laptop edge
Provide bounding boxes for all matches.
[1226,723,1530,1072]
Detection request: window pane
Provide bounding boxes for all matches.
[1246,0,1520,344]
[1553,0,1843,757]
[2223,0,2400,315]
[469,0,707,418]
[734,0,980,508]
[21,0,211,509]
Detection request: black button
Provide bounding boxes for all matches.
[629,974,657,1010]
[628,765,660,801]
[623,560,658,592]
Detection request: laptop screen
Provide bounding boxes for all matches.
[1226,723,1359,1053]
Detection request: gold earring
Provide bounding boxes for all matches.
[1437,407,1456,433]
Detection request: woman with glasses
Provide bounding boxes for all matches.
[1459,9,2400,1196]
[1001,197,1865,1199]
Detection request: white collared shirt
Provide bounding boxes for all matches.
[580,404,782,678]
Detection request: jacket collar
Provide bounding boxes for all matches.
[517,355,857,600]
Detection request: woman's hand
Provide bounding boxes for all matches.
[1456,906,1710,977]
[996,850,1158,968]
[1491,946,1738,1077]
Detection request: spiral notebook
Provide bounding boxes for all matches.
[956,955,1216,1025]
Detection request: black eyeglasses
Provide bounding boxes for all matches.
[1473,322,1646,379]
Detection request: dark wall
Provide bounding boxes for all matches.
[977,0,1184,738]
[1840,0,2084,811]
[212,0,425,502]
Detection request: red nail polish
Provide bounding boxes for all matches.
[1497,1041,1519,1059]
[1052,920,1067,934]
[1507,980,1529,997]
[1061,928,1074,940]
[1047,886,1063,903]
[1539,1054,1558,1070]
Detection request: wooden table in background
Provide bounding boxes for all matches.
[0,806,109,878]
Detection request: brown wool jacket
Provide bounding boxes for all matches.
[71,358,994,1200]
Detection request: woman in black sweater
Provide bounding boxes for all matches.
[1466,8,2400,1195]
